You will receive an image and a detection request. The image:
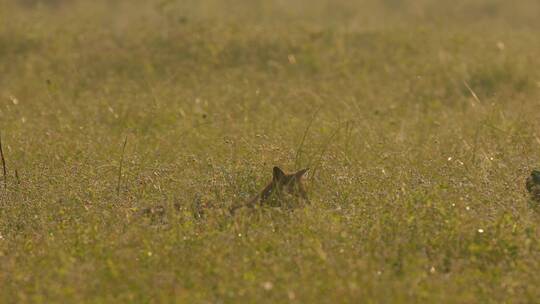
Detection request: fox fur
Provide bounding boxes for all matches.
[230,166,309,214]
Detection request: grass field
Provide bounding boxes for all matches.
[2,0,540,302]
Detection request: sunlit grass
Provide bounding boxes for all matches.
[1,0,540,302]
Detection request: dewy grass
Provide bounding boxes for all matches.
[1,0,540,302]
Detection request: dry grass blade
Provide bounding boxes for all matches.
[117,136,128,196]
[463,80,482,105]
[309,120,350,180]
[294,105,322,168]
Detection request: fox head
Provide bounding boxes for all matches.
[260,166,310,207]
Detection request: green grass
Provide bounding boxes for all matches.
[2,0,540,302]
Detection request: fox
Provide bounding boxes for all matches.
[230,166,310,214]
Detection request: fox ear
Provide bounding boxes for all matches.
[273,166,286,181]
[295,168,309,179]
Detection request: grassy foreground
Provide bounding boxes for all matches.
[1,0,540,302]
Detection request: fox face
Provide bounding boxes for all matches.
[256,166,310,208]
